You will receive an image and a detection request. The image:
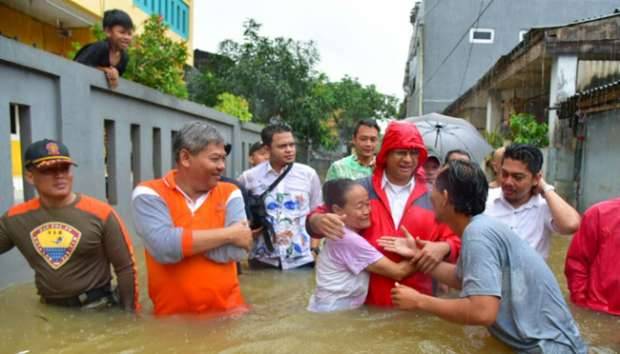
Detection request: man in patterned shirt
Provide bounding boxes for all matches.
[325,119,380,181]
[238,123,323,269]
[0,139,139,311]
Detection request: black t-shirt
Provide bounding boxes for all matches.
[74,40,129,76]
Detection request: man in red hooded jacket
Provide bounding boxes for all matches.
[565,197,620,316]
[308,121,460,306]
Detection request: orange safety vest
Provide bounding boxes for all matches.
[140,171,246,315]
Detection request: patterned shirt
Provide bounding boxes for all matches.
[238,161,322,270]
[325,154,373,181]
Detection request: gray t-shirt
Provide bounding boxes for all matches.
[456,215,586,353]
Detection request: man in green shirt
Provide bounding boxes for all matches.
[326,119,380,181]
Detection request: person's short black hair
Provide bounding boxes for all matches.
[353,118,380,137]
[503,143,543,175]
[444,149,472,164]
[103,9,134,30]
[435,160,488,216]
[248,141,264,156]
[323,178,359,212]
[261,123,292,147]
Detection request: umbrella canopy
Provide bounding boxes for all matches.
[404,113,493,163]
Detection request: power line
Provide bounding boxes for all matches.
[424,0,497,87]
[458,0,485,94]
[425,0,446,18]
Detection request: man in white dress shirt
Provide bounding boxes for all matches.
[484,144,580,259]
[238,123,322,270]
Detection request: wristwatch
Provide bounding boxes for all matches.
[311,247,320,256]
[542,184,555,195]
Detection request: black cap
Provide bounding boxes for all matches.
[24,139,77,169]
[248,141,264,156]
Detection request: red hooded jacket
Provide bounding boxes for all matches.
[311,121,460,306]
[565,197,620,316]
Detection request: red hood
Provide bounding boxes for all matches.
[375,120,428,179]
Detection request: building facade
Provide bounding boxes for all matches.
[403,0,619,117]
[0,0,193,62]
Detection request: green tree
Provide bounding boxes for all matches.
[187,19,400,149]
[124,15,188,98]
[214,92,253,122]
[325,76,398,141]
[67,23,106,59]
[509,113,549,148]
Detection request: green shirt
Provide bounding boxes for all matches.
[325,154,373,181]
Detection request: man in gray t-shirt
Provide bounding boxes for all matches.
[380,160,586,353]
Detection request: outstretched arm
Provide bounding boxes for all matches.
[392,283,500,326]
[366,257,416,281]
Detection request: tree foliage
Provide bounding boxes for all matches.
[124,15,188,98]
[188,19,399,148]
[215,92,253,122]
[509,113,549,148]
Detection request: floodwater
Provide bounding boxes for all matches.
[1,236,619,354]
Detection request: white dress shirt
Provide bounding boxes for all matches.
[484,187,558,259]
[381,173,415,228]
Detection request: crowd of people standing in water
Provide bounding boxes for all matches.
[1,8,619,354]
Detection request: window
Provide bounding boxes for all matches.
[134,0,189,39]
[469,28,494,44]
[519,30,528,42]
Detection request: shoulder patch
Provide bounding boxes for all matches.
[7,199,41,217]
[75,195,112,222]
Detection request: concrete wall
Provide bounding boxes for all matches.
[579,109,620,211]
[0,36,261,289]
[410,0,619,115]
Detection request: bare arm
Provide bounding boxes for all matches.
[366,257,415,281]
[428,262,462,290]
[392,283,500,326]
[540,179,581,234]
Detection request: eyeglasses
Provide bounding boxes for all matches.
[390,149,419,159]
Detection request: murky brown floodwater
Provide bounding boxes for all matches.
[1,236,618,354]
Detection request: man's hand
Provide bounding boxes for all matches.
[311,213,346,240]
[251,226,263,239]
[391,282,425,310]
[230,221,252,251]
[411,239,450,274]
[377,226,419,259]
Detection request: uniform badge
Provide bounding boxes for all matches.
[30,222,82,270]
[46,142,60,155]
